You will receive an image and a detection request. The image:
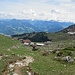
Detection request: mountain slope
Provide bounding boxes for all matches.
[11,32,50,42]
[60,24,75,33]
[1,33,75,75]
[11,24,75,42]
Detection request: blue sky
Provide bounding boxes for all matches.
[0,0,75,22]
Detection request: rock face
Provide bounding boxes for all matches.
[61,56,74,63]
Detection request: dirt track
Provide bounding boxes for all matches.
[2,56,34,75]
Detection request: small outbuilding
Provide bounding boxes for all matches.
[23,39,31,46]
[36,43,44,46]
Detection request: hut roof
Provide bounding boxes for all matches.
[23,39,31,43]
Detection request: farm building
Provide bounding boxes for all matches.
[23,39,31,46]
[36,43,44,46]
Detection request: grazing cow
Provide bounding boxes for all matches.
[42,51,49,56]
[32,45,39,51]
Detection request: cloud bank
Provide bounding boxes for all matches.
[0,0,75,22]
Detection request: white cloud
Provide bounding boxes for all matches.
[0,9,74,22]
[0,0,75,22]
[57,0,72,3]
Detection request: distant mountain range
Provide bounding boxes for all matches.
[0,19,74,35]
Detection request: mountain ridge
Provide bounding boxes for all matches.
[11,24,75,42]
[0,19,73,35]
[59,24,75,33]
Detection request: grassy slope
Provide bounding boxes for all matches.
[30,39,75,75]
[12,32,75,42]
[0,34,75,75]
[47,32,75,42]
[0,35,30,74]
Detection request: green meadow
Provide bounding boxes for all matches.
[0,34,75,75]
